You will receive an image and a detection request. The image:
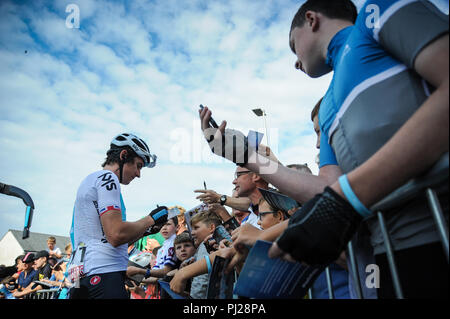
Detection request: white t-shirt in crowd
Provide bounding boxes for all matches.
[153,233,178,270]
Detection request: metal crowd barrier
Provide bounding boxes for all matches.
[309,152,449,299]
[25,288,60,299]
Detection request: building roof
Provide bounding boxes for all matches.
[6,229,71,253]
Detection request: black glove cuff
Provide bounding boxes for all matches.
[276,186,362,265]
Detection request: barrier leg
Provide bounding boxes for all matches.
[325,267,334,299]
[308,289,313,299]
[347,241,363,299]
[425,188,449,263]
[377,211,404,299]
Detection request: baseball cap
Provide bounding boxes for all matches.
[22,252,35,263]
[34,250,49,259]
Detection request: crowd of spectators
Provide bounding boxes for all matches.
[120,0,448,300]
[0,237,72,299]
[1,0,447,300]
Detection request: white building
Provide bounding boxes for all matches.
[0,229,71,266]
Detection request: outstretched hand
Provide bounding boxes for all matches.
[194,189,220,204]
[199,105,251,166]
[199,105,226,137]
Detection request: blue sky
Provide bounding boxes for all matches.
[0,0,448,241]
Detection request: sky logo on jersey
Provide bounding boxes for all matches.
[99,205,121,216]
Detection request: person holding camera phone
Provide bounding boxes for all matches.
[69,133,169,299]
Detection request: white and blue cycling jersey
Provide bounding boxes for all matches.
[70,170,128,276]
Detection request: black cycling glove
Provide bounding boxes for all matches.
[276,186,363,265]
[143,206,169,235]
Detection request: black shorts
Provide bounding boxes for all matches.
[69,271,128,299]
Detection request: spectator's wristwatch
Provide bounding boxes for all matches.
[220,195,227,206]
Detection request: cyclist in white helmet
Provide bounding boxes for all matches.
[69,133,168,299]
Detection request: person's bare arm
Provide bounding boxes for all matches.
[149,265,174,278]
[195,190,252,211]
[170,257,208,295]
[246,153,342,204]
[141,277,159,285]
[169,248,235,294]
[199,106,342,205]
[207,203,233,222]
[12,282,43,298]
[126,264,174,279]
[100,211,154,247]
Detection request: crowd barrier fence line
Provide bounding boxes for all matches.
[25,288,59,299]
[309,152,448,299]
[20,155,448,300]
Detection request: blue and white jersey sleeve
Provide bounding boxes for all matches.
[359,0,448,68]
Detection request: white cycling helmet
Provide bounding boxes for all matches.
[111,133,157,168]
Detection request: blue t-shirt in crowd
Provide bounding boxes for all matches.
[17,269,37,289]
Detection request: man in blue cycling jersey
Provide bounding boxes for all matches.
[69,133,169,299]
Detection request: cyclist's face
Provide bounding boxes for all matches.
[122,157,144,185]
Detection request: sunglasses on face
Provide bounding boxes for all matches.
[234,170,252,179]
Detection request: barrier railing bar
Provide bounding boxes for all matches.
[377,211,404,299]
[325,267,334,299]
[347,241,363,299]
[425,188,449,263]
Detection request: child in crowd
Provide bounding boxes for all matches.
[46,236,62,260]
[257,199,288,231]
[171,232,197,273]
[188,210,222,299]
[160,232,197,298]
[126,215,180,298]
[151,217,179,275]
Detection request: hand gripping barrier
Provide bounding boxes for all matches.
[308,153,448,299]
[346,152,448,299]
